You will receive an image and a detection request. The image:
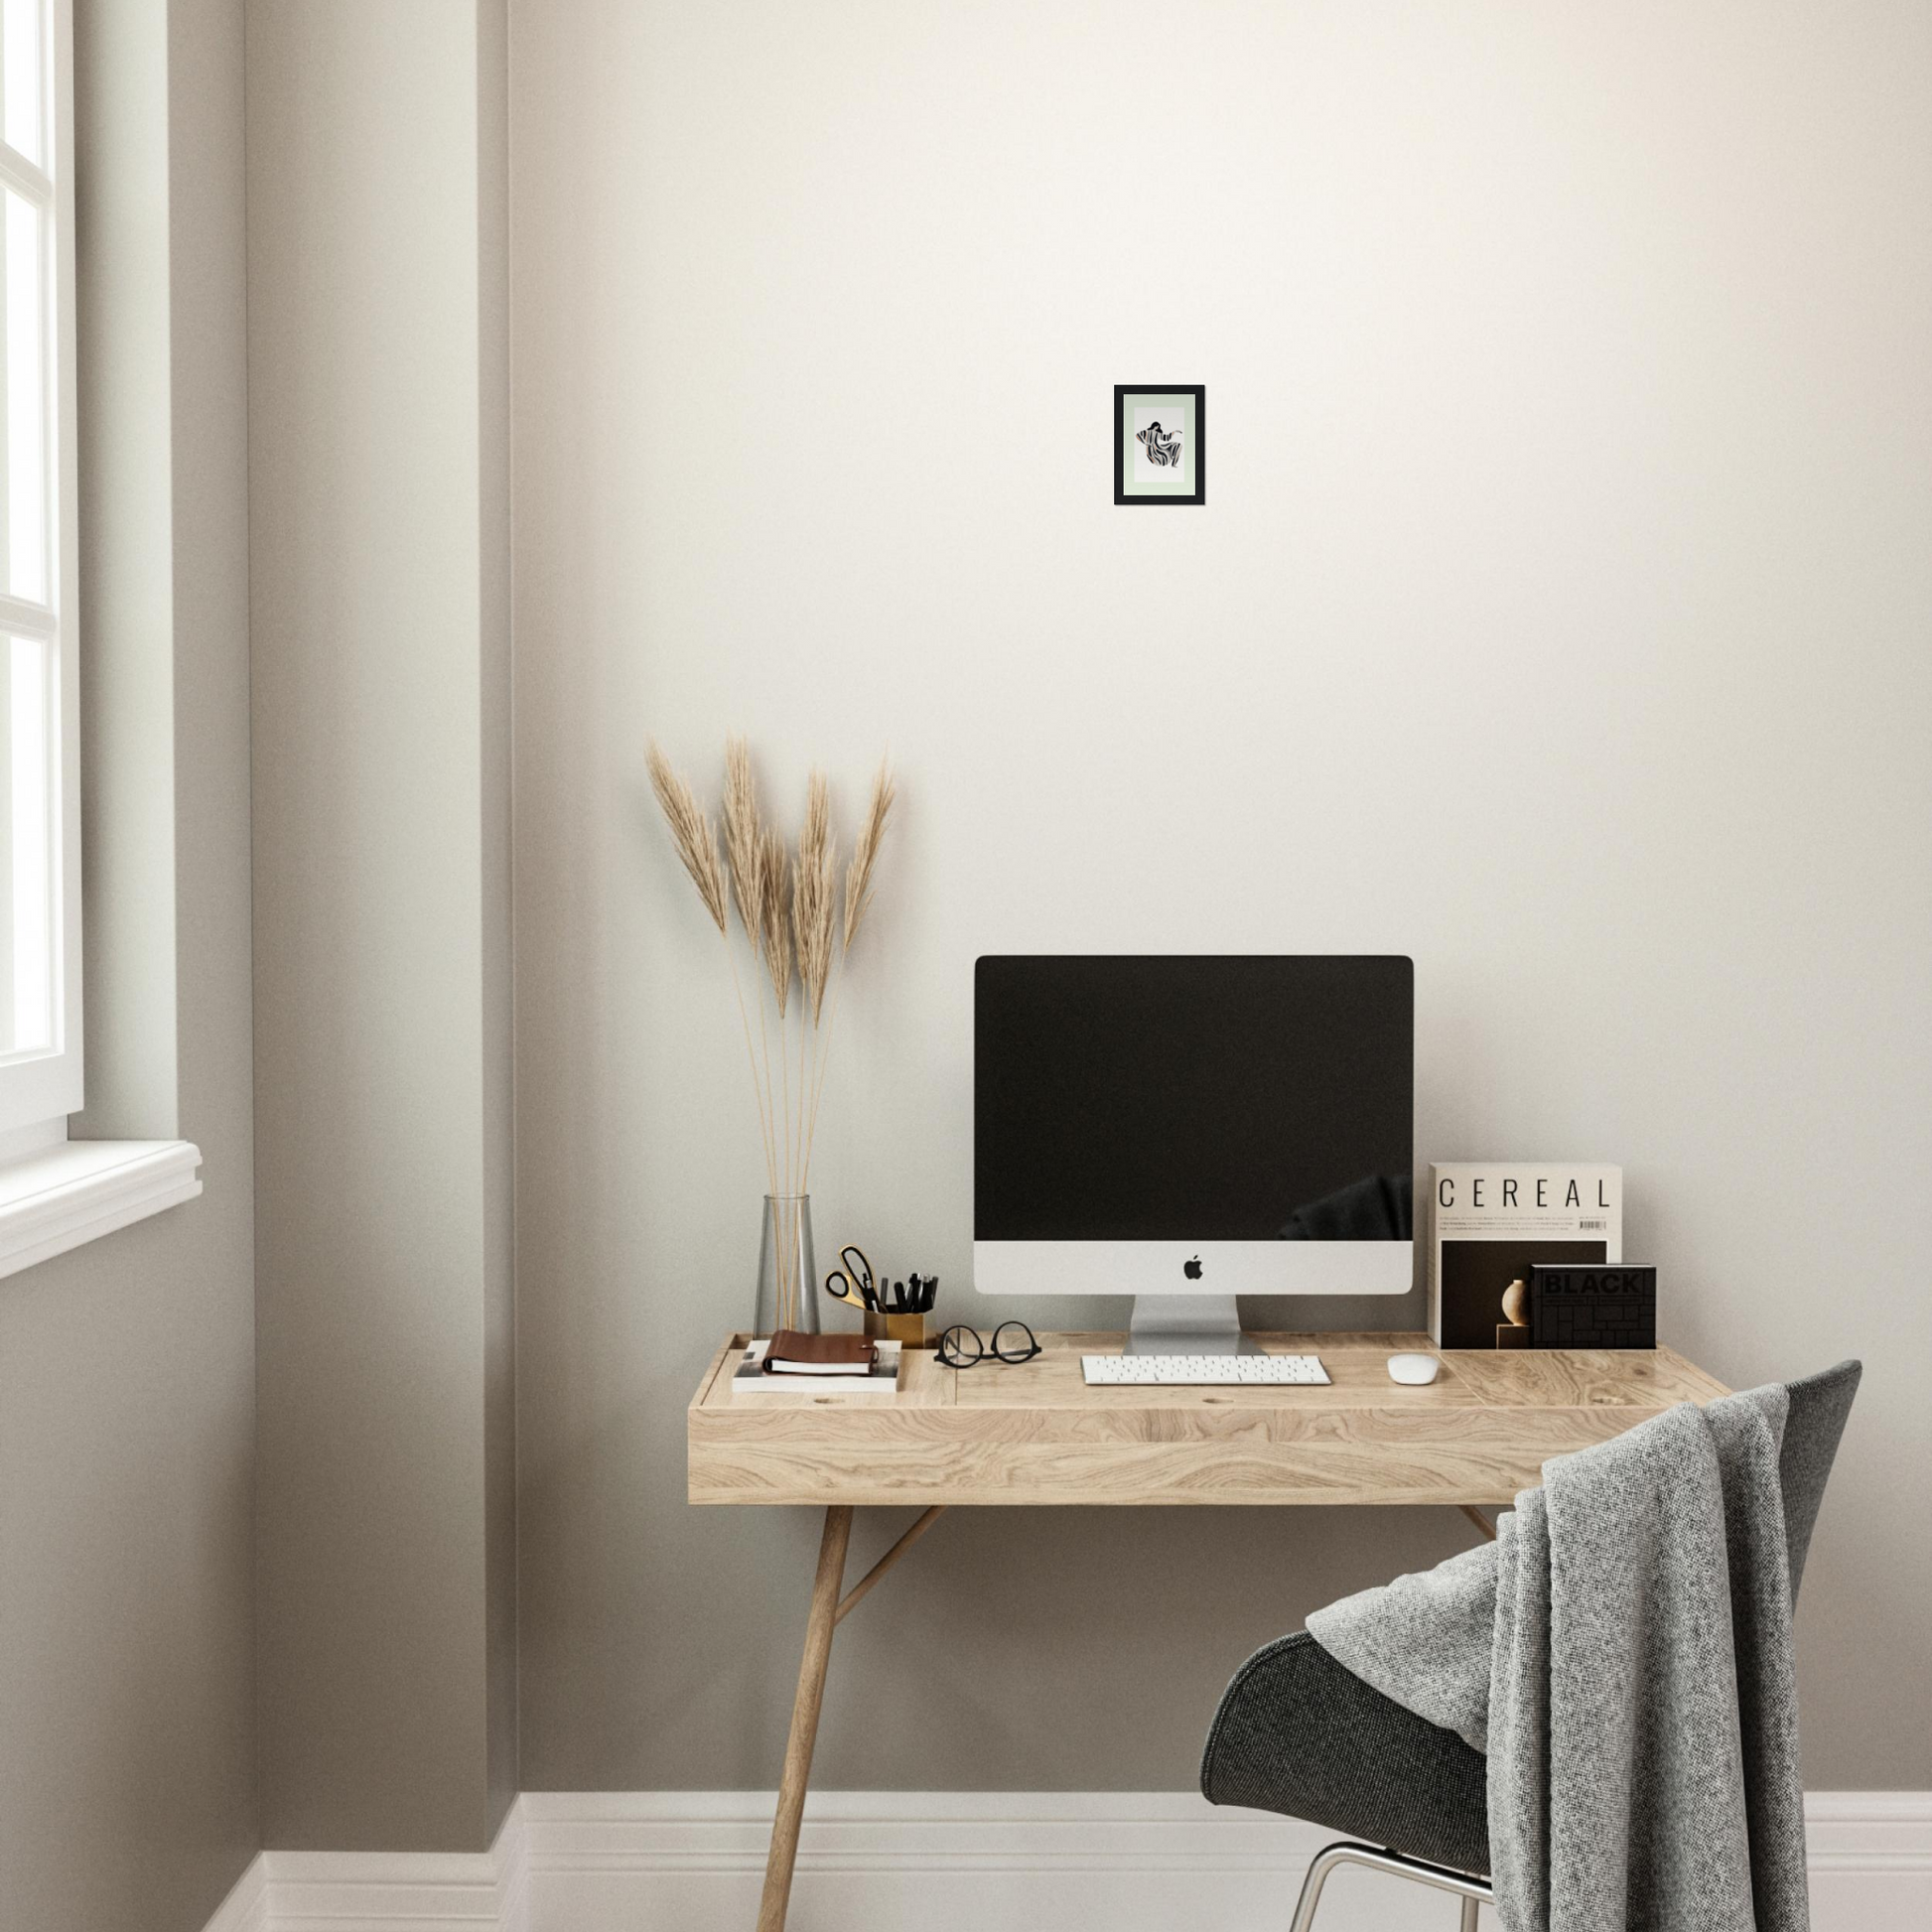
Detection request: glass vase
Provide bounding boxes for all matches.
[754,1193,818,1338]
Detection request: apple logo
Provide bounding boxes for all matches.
[1183,1255,1203,1280]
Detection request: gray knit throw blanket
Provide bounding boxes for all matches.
[1307,1387,1809,1932]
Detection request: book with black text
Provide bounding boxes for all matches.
[1428,1164,1622,1348]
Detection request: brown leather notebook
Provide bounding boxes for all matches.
[763,1330,878,1375]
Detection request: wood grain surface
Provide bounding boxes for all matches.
[688,1331,1730,1508]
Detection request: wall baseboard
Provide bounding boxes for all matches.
[200,1789,1932,1932]
[202,1852,268,1932]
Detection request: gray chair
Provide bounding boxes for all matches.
[1200,1361,1862,1930]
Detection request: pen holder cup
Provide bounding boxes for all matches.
[866,1310,927,1349]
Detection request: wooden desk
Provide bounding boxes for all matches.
[688,1330,1728,1931]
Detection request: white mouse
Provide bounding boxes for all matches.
[1387,1352,1442,1386]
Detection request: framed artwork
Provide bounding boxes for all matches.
[1114,385,1204,505]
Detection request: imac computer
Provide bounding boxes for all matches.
[973,955,1414,1354]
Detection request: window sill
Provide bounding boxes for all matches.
[0,1139,204,1282]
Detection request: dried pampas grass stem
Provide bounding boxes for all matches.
[723,736,764,940]
[805,757,896,1189]
[645,742,728,935]
[759,828,793,1017]
[644,737,896,1238]
[794,772,836,1025]
[843,759,896,949]
[647,740,775,1189]
[792,771,837,1174]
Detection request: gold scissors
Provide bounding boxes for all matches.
[824,1244,878,1312]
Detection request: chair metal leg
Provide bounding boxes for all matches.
[1288,1841,1493,1932]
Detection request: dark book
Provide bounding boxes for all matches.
[1529,1264,1657,1349]
[763,1329,878,1375]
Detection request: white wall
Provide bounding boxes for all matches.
[511,0,1932,1792]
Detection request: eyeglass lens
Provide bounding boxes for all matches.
[993,1321,1039,1361]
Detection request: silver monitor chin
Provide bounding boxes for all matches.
[971,1240,1414,1353]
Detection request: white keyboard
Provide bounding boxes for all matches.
[1081,1352,1330,1387]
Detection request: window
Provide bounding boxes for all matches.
[0,0,75,1143]
[0,0,200,1272]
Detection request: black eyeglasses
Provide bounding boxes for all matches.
[937,1320,1040,1368]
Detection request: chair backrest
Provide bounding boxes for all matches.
[1778,1359,1861,1604]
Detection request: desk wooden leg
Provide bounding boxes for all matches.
[757,1504,853,1932]
[1458,1505,1498,1542]
[837,1505,944,1625]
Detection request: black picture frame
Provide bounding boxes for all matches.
[1114,385,1205,505]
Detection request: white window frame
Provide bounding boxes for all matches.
[0,0,79,1141]
[0,0,200,1278]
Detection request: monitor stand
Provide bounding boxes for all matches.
[1124,1294,1258,1356]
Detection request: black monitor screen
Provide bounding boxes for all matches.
[974,955,1414,1241]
